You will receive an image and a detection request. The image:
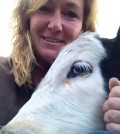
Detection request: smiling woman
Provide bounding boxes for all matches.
[0,0,120,57]
[30,0,84,63]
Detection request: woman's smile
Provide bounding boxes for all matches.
[42,36,64,44]
[42,36,64,47]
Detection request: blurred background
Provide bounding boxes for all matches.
[0,0,120,57]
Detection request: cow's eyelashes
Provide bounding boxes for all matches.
[67,61,93,78]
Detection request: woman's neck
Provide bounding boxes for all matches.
[32,60,50,87]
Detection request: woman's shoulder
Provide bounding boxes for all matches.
[0,56,12,74]
[0,56,15,102]
[0,56,15,93]
[0,56,32,125]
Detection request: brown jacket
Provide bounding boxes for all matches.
[0,57,33,126]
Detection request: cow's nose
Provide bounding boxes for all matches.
[1,127,27,134]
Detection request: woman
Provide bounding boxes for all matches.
[0,0,120,133]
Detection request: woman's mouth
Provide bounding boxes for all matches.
[42,36,63,43]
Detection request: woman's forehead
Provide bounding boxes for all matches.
[45,0,84,6]
[42,0,84,11]
[28,0,84,12]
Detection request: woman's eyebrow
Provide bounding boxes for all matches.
[64,2,82,10]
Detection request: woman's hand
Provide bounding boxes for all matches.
[103,78,120,133]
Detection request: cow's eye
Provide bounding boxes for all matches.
[67,61,93,78]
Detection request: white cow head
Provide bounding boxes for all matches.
[1,32,108,134]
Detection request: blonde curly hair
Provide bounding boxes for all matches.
[9,0,98,88]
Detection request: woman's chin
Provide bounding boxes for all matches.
[39,51,59,64]
[44,55,56,64]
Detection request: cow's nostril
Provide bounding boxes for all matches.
[0,126,3,129]
[0,127,27,134]
[1,128,7,134]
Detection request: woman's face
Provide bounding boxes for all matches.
[30,0,84,63]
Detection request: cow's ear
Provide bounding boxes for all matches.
[114,26,120,52]
[116,26,120,42]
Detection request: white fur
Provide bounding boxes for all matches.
[1,32,108,134]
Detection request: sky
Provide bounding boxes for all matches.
[0,0,120,57]
[97,0,120,38]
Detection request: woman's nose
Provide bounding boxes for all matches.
[48,11,63,33]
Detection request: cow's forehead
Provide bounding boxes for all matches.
[55,32,106,67]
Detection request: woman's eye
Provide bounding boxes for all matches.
[39,6,50,13]
[65,11,77,19]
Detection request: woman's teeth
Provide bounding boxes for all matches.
[44,37,62,43]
